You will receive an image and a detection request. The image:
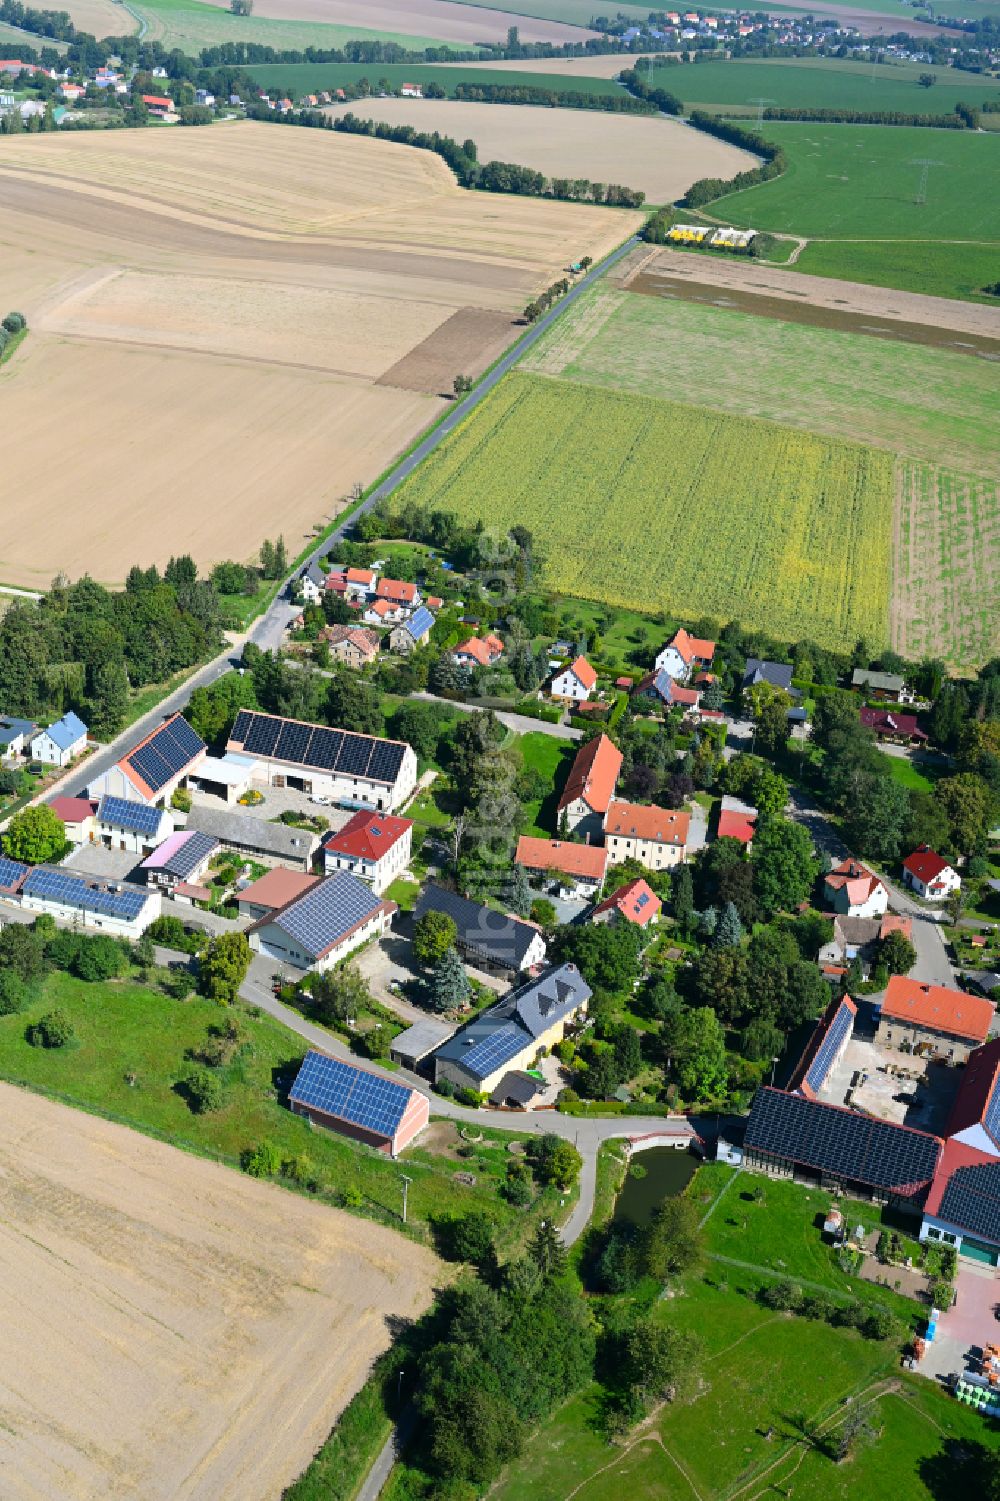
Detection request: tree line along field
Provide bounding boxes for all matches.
[247,60,621,94]
[390,370,894,651]
[639,55,1000,114]
[708,123,1000,302]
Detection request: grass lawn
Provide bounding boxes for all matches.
[880,751,938,794]
[390,370,894,653]
[130,0,455,57]
[406,781,457,828]
[386,876,421,911]
[246,61,621,96]
[510,730,576,836]
[641,55,1000,115]
[708,123,1000,302]
[0,969,548,1246]
[525,284,1000,479]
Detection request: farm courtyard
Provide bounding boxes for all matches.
[0,1081,438,1501]
[0,122,639,589]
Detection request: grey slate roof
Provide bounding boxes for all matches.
[389,1017,456,1063]
[743,659,795,694]
[256,870,385,960]
[187,804,320,863]
[852,669,906,694]
[414,883,543,971]
[432,962,591,1083]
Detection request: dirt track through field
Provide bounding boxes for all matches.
[0,1082,438,1501]
[0,122,638,587]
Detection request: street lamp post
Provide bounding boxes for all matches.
[770,1056,779,1087]
[400,1173,413,1225]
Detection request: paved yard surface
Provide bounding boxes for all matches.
[923,1259,1000,1383]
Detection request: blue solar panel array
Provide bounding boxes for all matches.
[275,871,380,958]
[0,856,28,889]
[229,710,406,787]
[159,831,218,880]
[98,795,165,836]
[804,1000,855,1095]
[290,1050,413,1138]
[985,1071,1000,1150]
[124,715,205,794]
[22,867,149,921]
[459,1022,530,1081]
[405,606,434,641]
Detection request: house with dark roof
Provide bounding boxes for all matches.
[787,994,857,1100]
[247,870,395,972]
[432,962,591,1094]
[742,659,795,695]
[557,733,622,838]
[321,810,412,894]
[94,795,174,855]
[30,711,88,768]
[226,709,417,812]
[414,883,546,974]
[388,605,434,655]
[851,669,913,704]
[901,846,960,902]
[818,914,912,978]
[138,830,218,896]
[187,804,319,870]
[860,707,927,746]
[297,562,326,604]
[0,716,36,757]
[88,712,206,808]
[634,669,702,715]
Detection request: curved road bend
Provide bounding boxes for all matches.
[54,235,640,804]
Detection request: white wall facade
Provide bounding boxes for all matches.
[249,743,417,812]
[323,827,412,895]
[250,905,392,972]
[32,730,86,767]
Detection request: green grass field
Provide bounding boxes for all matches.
[129,0,454,56]
[492,1162,999,1501]
[391,370,894,651]
[708,123,1000,301]
[525,284,1000,478]
[638,55,1000,115]
[446,0,650,22]
[0,969,545,1243]
[246,60,621,95]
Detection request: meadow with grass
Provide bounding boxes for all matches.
[708,122,1000,301]
[247,59,621,94]
[128,0,453,57]
[390,370,894,651]
[637,55,1000,115]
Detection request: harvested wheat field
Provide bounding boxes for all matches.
[336,98,759,204]
[436,52,667,75]
[193,0,594,43]
[0,122,637,587]
[0,1082,438,1501]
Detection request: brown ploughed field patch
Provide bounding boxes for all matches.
[0,122,637,587]
[0,1082,438,1501]
[193,0,595,43]
[337,98,758,206]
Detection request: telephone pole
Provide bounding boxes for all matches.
[400,1173,412,1225]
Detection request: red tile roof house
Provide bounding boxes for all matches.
[550,655,598,703]
[876,976,995,1063]
[591,877,661,928]
[901,846,961,902]
[515,835,608,897]
[49,795,98,844]
[375,577,420,613]
[344,566,378,600]
[604,800,690,872]
[822,857,889,919]
[142,94,173,116]
[557,733,622,838]
[655,627,716,682]
[321,810,412,895]
[717,807,757,847]
[453,634,504,668]
[859,707,928,745]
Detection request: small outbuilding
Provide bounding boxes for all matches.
[289,1049,428,1156]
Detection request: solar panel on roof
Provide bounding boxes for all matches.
[290,1051,412,1137]
[0,855,28,888]
[275,721,313,765]
[461,1023,528,1079]
[744,1089,939,1194]
[128,742,172,792]
[169,716,205,761]
[337,734,373,777]
[939,1162,1000,1243]
[22,867,149,921]
[276,873,380,958]
[805,1001,854,1095]
[367,741,405,786]
[308,728,342,771]
[98,796,163,836]
[231,709,253,745]
[243,715,281,757]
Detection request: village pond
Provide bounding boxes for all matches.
[613,1145,697,1227]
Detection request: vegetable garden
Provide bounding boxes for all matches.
[390,372,894,651]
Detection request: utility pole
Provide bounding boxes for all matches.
[400,1173,412,1225]
[748,96,776,128]
[910,158,943,206]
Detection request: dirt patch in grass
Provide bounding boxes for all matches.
[0,1081,438,1501]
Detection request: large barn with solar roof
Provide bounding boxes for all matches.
[88,713,206,809]
[226,710,417,812]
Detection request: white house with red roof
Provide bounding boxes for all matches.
[375,577,420,612]
[49,795,98,844]
[454,634,504,668]
[591,877,660,929]
[901,845,961,902]
[321,809,412,894]
[364,597,402,625]
[558,733,622,837]
[551,656,597,703]
[822,857,888,919]
[344,566,378,601]
[655,627,715,682]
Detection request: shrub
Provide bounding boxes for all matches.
[27,1009,74,1049]
[455,1086,481,1108]
[183,1066,225,1113]
[72,934,130,983]
[171,786,193,813]
[0,970,29,1015]
[759,1278,802,1312]
[2,312,26,334]
[242,1140,283,1177]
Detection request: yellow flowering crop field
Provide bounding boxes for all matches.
[395,373,894,651]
